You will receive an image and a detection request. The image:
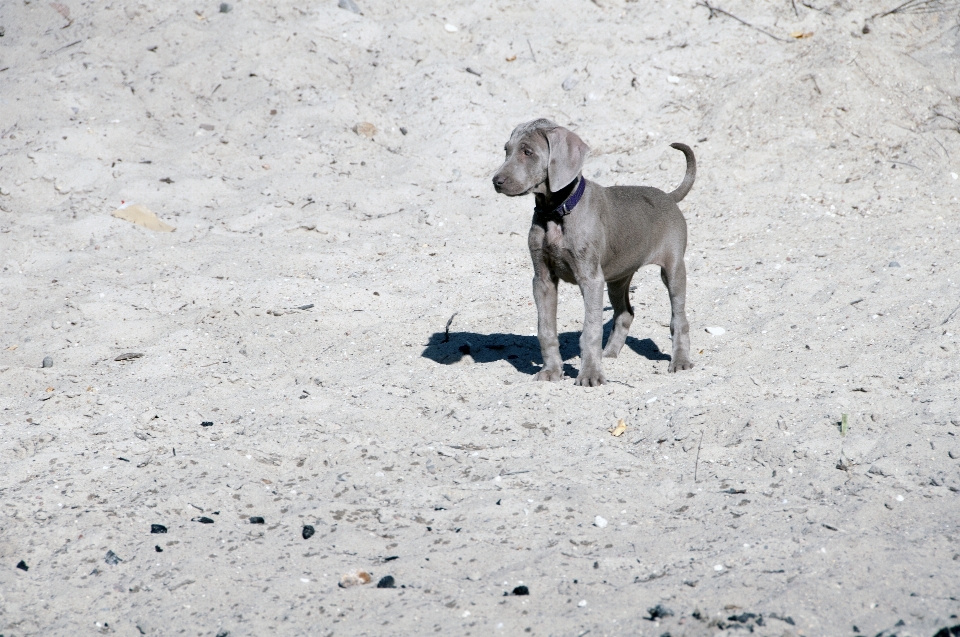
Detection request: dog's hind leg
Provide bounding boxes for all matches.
[602,274,635,359]
[661,259,692,372]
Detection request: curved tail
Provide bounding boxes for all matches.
[668,142,696,203]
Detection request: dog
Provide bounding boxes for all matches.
[492,119,695,386]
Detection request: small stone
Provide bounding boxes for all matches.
[200,421,214,427]
[339,570,371,588]
[338,0,361,14]
[647,604,674,619]
[104,550,122,565]
[376,575,396,588]
[594,516,608,528]
[444,23,458,32]
[16,560,28,571]
[51,321,61,330]
[302,525,315,540]
[888,261,900,268]
[192,516,214,524]
[466,67,482,77]
[150,524,167,534]
[714,564,724,571]
[219,2,231,12]
[511,585,529,596]
[115,352,144,361]
[199,123,215,131]
[155,545,163,552]
[249,516,265,524]
[42,356,53,368]
[399,127,408,136]
[562,75,579,91]
[353,122,376,138]
[705,326,725,336]
[667,75,681,83]
[578,599,587,607]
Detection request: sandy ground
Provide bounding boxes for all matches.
[2,0,960,635]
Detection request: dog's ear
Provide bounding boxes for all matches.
[544,127,589,192]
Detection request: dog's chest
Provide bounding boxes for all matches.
[541,221,577,281]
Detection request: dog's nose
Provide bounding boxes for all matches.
[493,175,506,189]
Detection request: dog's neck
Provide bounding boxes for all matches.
[534,175,584,218]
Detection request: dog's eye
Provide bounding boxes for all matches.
[523,148,532,156]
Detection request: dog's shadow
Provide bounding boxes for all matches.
[421,321,670,376]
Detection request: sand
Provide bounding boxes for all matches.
[1,0,960,635]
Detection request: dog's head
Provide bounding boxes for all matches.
[492,119,589,197]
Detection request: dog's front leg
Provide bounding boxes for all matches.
[575,277,606,386]
[532,272,564,381]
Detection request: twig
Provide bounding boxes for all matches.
[527,39,537,63]
[694,430,704,482]
[791,0,799,16]
[443,312,458,343]
[942,301,960,325]
[696,1,791,42]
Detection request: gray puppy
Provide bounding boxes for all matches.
[492,119,695,386]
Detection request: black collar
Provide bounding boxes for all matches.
[536,175,585,218]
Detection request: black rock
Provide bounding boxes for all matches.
[219,2,232,12]
[215,631,231,637]
[42,356,53,368]
[16,560,28,571]
[155,545,163,553]
[249,516,265,524]
[511,585,529,596]
[400,127,408,135]
[192,516,214,524]
[383,555,399,562]
[302,525,315,540]
[933,625,960,637]
[201,421,214,427]
[376,575,396,588]
[647,604,674,620]
[150,524,167,534]
[729,612,758,623]
[104,550,122,565]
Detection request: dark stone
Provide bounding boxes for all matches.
[888,261,900,268]
[302,525,315,540]
[383,556,399,562]
[400,127,408,135]
[150,524,167,534]
[201,421,214,427]
[377,575,396,588]
[219,2,232,12]
[155,545,163,552]
[647,605,674,620]
[932,625,960,637]
[192,516,214,524]
[249,516,265,524]
[42,356,53,368]
[16,560,28,571]
[511,585,529,596]
[104,550,122,565]
[215,631,230,637]
[729,612,758,623]
[338,0,361,14]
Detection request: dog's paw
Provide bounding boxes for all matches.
[668,358,693,373]
[574,370,606,387]
[534,368,565,382]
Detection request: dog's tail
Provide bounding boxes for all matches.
[668,142,696,203]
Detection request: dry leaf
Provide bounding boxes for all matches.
[46,387,55,392]
[353,122,376,138]
[790,31,814,39]
[610,418,627,437]
[112,203,175,232]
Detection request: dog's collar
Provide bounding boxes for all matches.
[538,175,585,217]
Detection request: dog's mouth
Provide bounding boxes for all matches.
[494,181,532,197]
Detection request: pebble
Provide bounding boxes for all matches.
[155,545,163,552]
[249,516,265,524]
[444,23,458,33]
[594,515,608,528]
[647,604,674,619]
[42,356,53,368]
[192,516,214,524]
[114,352,144,361]
[219,2,231,12]
[338,0,361,14]
[104,550,122,565]
[562,75,579,91]
[302,525,315,540]
[511,585,529,596]
[150,524,167,534]
[714,564,724,571]
[339,570,371,588]
[51,321,61,330]
[578,599,587,607]
[376,575,397,588]
[201,421,214,427]
[888,261,900,268]
[353,122,376,138]
[16,560,28,571]
[667,75,681,83]
[705,326,725,336]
